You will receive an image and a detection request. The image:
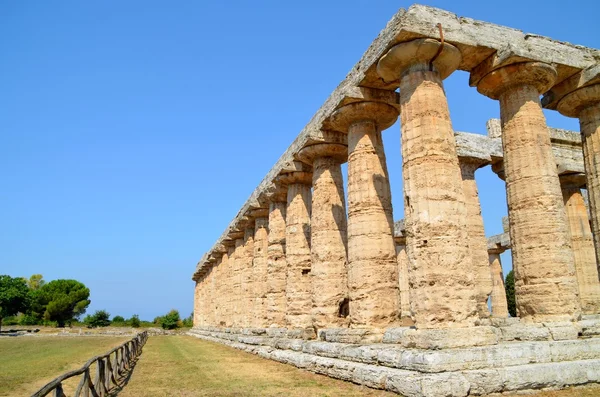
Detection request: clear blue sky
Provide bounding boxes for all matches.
[1,1,598,321]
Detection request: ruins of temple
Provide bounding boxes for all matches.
[189,5,600,396]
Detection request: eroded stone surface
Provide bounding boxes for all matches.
[266,201,287,327]
[477,62,581,323]
[283,175,313,330]
[391,40,478,329]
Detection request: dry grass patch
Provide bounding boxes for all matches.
[0,335,127,396]
[120,335,395,397]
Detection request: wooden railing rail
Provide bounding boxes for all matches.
[32,331,148,397]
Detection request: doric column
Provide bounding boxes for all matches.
[298,139,349,329]
[277,172,313,331]
[232,233,245,328]
[266,188,287,328]
[476,61,580,322]
[241,225,255,328]
[557,83,600,276]
[225,245,236,328]
[193,281,201,327]
[218,246,232,327]
[378,38,478,328]
[560,174,600,314]
[460,159,493,320]
[328,100,399,329]
[488,251,509,318]
[207,262,215,326]
[251,209,269,328]
[394,232,411,319]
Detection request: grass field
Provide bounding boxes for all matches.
[120,335,395,397]
[0,336,127,396]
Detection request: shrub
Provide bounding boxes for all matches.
[182,312,193,328]
[19,314,40,325]
[129,315,141,328]
[161,310,181,330]
[84,310,111,327]
[505,270,517,317]
[112,315,125,324]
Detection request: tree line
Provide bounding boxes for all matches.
[0,274,90,331]
[1,274,193,331]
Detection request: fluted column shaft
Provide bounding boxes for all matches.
[347,120,398,328]
[219,250,231,327]
[328,100,399,329]
[395,241,411,318]
[310,155,349,329]
[285,181,313,329]
[477,62,580,322]
[400,70,477,328]
[232,239,244,327]
[193,281,201,327]
[252,216,269,327]
[581,103,600,274]
[562,180,600,314]
[460,160,493,320]
[266,200,287,327]
[378,38,478,329]
[489,253,509,318]
[225,246,235,327]
[557,85,600,277]
[499,86,579,321]
[241,227,255,328]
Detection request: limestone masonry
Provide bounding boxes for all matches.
[190,4,600,396]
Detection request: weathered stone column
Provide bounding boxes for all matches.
[218,246,232,327]
[488,251,509,318]
[251,210,269,328]
[207,262,215,327]
[476,61,580,322]
[378,38,478,329]
[276,172,313,333]
[298,140,349,329]
[394,233,411,320]
[460,159,493,320]
[328,100,399,329]
[266,188,288,328]
[560,174,600,314]
[193,281,201,327]
[241,225,255,328]
[232,233,245,328]
[225,244,236,328]
[557,84,600,277]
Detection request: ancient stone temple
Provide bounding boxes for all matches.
[189,5,600,396]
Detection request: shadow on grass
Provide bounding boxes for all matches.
[106,356,141,397]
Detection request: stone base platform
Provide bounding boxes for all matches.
[188,324,600,397]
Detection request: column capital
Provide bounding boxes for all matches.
[377,38,461,83]
[264,182,288,203]
[559,172,587,189]
[327,101,398,134]
[557,84,600,118]
[296,142,347,165]
[275,171,312,186]
[542,64,600,112]
[459,156,489,176]
[476,61,557,100]
[248,208,269,219]
[229,231,245,241]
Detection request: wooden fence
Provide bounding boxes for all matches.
[32,331,148,397]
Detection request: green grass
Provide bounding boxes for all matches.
[0,336,127,396]
[120,335,395,397]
